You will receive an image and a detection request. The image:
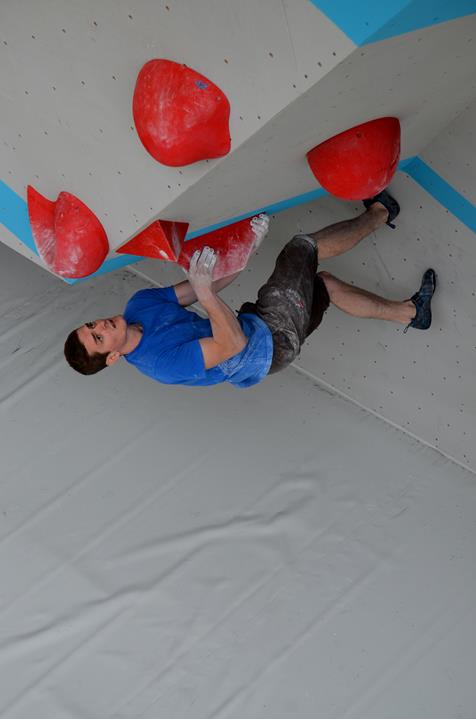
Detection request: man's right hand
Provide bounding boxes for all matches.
[188,246,218,300]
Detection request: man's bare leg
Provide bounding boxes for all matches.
[309,203,388,260]
[319,271,416,325]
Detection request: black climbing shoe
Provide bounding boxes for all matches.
[404,268,437,332]
[363,189,400,229]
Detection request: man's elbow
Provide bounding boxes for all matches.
[225,334,247,359]
[235,334,248,354]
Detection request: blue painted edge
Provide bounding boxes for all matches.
[62,254,145,285]
[187,157,415,239]
[186,187,328,239]
[404,157,476,234]
[0,180,37,253]
[1,155,474,284]
[307,0,476,46]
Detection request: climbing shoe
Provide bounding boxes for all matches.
[404,268,437,332]
[363,189,400,229]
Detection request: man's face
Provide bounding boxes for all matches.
[77,316,128,359]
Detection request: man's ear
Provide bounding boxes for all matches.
[106,351,121,366]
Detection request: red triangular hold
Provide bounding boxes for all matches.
[115,220,189,261]
[178,217,256,280]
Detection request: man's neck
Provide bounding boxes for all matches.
[123,323,143,354]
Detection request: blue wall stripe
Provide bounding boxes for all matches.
[308,1,476,45]
[186,188,328,240]
[0,180,37,253]
[404,157,476,234]
[1,155,474,284]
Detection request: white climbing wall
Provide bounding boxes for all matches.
[420,98,476,205]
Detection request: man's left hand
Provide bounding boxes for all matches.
[188,246,218,298]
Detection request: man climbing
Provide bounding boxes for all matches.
[64,190,436,388]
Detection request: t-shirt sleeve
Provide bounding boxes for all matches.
[162,286,180,303]
[129,286,179,305]
[154,339,207,383]
[125,287,177,324]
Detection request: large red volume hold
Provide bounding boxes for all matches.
[307,117,401,200]
[133,59,231,166]
[178,217,256,280]
[27,186,109,278]
[115,219,189,261]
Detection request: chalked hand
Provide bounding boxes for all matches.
[188,246,218,298]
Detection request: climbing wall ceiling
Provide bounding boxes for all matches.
[1,0,475,279]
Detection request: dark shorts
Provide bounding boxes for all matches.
[239,235,330,374]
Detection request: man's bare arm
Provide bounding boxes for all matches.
[187,247,247,370]
[173,272,240,307]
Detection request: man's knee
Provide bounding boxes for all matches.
[291,233,316,250]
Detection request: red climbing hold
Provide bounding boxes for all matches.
[115,219,189,261]
[133,59,231,166]
[27,186,109,278]
[307,117,401,200]
[178,217,257,280]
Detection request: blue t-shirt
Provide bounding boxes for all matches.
[123,287,273,388]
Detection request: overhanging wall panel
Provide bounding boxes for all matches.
[159,15,476,234]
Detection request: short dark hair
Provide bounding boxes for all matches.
[64,329,109,375]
